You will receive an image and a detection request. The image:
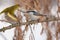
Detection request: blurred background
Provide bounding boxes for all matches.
[0,0,58,40]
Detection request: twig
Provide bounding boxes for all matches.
[0,23,18,32]
[0,20,13,23]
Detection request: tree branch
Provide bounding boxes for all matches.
[0,20,17,24]
[0,23,18,32]
[0,18,60,32]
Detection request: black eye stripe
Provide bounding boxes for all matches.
[26,11,36,13]
[20,10,47,16]
[26,10,47,16]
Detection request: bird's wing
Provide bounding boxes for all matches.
[34,13,47,16]
[0,4,19,15]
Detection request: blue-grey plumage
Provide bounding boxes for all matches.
[20,10,47,21]
[20,10,46,16]
[26,10,47,16]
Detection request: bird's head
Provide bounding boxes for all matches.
[26,10,38,15]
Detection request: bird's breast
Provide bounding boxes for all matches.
[29,15,40,20]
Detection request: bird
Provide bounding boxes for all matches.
[21,10,47,21]
[0,4,20,22]
[26,10,47,16]
[20,10,57,22]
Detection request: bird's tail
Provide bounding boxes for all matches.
[0,11,4,15]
